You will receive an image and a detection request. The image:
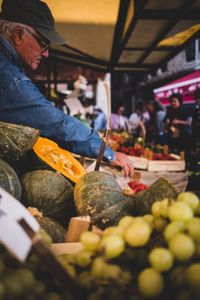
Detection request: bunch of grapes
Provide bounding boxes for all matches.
[58,192,200,300]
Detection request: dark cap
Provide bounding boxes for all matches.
[1,0,65,44]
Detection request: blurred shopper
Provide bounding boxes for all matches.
[91,108,107,132]
[192,89,200,156]
[145,99,166,145]
[0,0,134,177]
[129,101,146,139]
[164,93,192,155]
[110,106,131,133]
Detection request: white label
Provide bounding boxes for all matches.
[0,187,40,261]
[0,210,32,261]
[0,187,39,231]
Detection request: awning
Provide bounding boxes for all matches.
[153,69,200,105]
[1,0,199,73]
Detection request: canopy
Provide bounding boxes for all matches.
[0,0,200,73]
[154,69,200,105]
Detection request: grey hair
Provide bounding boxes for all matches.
[0,19,30,37]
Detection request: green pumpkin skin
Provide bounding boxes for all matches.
[0,158,22,200]
[21,170,75,227]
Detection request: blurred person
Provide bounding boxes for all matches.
[110,106,131,133]
[0,0,134,177]
[91,108,107,132]
[129,101,146,139]
[145,99,166,145]
[164,93,192,155]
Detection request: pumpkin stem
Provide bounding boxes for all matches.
[27,206,43,218]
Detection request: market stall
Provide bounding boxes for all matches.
[0,121,200,300]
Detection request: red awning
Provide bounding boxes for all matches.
[153,69,200,105]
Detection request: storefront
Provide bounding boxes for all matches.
[154,69,200,106]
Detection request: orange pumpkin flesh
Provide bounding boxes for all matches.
[33,137,86,183]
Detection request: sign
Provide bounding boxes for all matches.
[0,187,39,261]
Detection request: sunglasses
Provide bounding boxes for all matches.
[25,28,50,52]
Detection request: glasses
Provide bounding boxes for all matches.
[25,28,50,52]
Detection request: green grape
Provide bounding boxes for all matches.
[177,192,199,213]
[142,214,154,227]
[153,217,168,232]
[100,263,121,280]
[75,249,93,267]
[3,275,24,298]
[148,247,174,272]
[159,198,173,217]
[57,256,76,278]
[151,201,162,217]
[100,235,125,259]
[91,257,106,278]
[16,268,35,291]
[103,226,124,237]
[118,216,135,229]
[80,231,101,252]
[164,221,185,241]
[77,271,93,289]
[125,221,151,247]
[32,280,46,296]
[168,202,193,223]
[91,257,121,280]
[185,263,200,289]
[138,268,164,298]
[169,233,195,261]
[186,218,200,242]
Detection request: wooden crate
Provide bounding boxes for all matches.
[147,160,185,172]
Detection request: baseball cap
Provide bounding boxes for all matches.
[1,0,65,44]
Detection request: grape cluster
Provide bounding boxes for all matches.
[58,192,200,300]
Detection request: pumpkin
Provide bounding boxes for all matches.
[0,158,21,200]
[74,171,125,219]
[0,121,40,162]
[20,170,75,226]
[28,207,66,243]
[93,178,178,229]
[33,137,86,183]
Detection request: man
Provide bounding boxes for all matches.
[0,0,134,177]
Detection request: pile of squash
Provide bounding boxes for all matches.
[0,121,84,242]
[0,121,179,243]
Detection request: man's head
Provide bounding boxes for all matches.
[0,0,65,70]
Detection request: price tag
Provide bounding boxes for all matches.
[0,187,39,231]
[0,211,32,261]
[0,187,40,261]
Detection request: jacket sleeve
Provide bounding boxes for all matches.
[1,73,115,161]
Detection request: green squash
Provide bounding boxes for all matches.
[0,158,21,200]
[20,170,75,226]
[74,171,125,219]
[28,207,66,243]
[0,121,40,162]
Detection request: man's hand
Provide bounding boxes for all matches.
[110,152,134,177]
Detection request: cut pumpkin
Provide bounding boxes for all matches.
[33,137,86,183]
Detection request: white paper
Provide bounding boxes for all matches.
[0,187,39,232]
[0,187,40,261]
[0,211,32,261]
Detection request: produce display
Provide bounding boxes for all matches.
[58,191,200,300]
[0,121,199,300]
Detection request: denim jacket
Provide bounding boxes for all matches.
[0,36,114,161]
